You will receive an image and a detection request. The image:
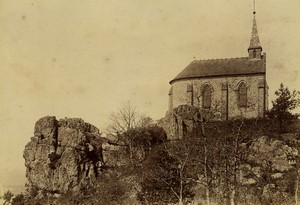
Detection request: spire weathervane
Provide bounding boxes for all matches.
[253,0,256,14]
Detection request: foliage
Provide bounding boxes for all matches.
[267,83,300,132]
[19,110,299,205]
[3,190,14,205]
[138,144,195,204]
[22,125,167,204]
[47,171,129,205]
[138,118,284,205]
[106,102,159,166]
[105,125,167,168]
[120,125,167,164]
[24,171,130,205]
[26,185,39,201]
[11,194,25,205]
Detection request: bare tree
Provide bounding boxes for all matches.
[107,101,151,134]
[107,101,152,163]
[140,139,198,205]
[163,140,193,205]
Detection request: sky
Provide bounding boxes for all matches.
[0,0,300,192]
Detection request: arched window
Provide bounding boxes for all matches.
[238,82,247,107]
[202,84,211,109]
[187,83,194,105]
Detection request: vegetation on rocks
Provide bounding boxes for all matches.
[8,85,300,205]
[18,116,300,205]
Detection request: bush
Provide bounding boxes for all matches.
[11,193,25,205]
[3,190,14,204]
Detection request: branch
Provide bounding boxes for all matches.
[159,179,180,200]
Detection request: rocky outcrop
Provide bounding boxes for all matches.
[160,104,223,140]
[239,135,299,204]
[23,115,300,204]
[160,105,202,140]
[23,116,103,194]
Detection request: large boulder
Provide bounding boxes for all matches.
[239,136,299,204]
[160,105,202,140]
[23,116,103,194]
[160,104,223,140]
[247,136,298,172]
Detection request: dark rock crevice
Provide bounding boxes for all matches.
[24,116,103,194]
[51,121,59,152]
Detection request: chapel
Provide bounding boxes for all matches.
[168,8,268,120]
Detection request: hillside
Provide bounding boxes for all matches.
[7,112,300,205]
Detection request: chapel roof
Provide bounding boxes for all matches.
[169,56,265,84]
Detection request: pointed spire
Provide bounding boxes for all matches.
[249,0,262,50]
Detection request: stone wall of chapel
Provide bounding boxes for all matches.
[170,75,265,119]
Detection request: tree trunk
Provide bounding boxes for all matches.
[279,118,283,133]
[204,145,210,205]
[179,166,183,205]
[296,169,299,205]
[231,122,242,205]
[129,142,133,165]
[230,189,236,205]
[225,155,231,205]
[201,122,210,205]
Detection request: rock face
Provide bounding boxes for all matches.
[160,104,223,140]
[23,116,103,194]
[160,105,202,140]
[239,135,299,204]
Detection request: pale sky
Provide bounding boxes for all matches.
[0,0,300,191]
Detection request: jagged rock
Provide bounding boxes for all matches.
[241,136,298,178]
[242,178,257,185]
[160,104,226,140]
[282,133,300,145]
[252,166,261,178]
[239,136,298,204]
[160,105,202,140]
[23,116,103,194]
[271,173,283,179]
[102,141,127,167]
[260,183,292,205]
[247,136,298,172]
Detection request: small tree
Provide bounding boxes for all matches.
[2,190,13,205]
[139,143,195,205]
[107,101,152,134]
[11,194,25,205]
[107,101,153,163]
[268,83,300,132]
